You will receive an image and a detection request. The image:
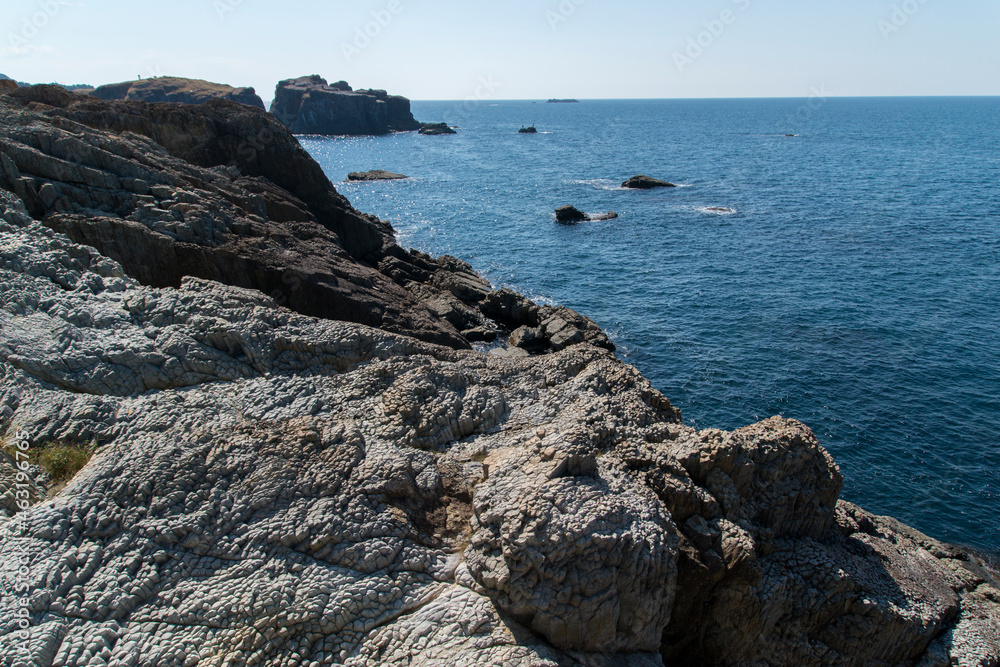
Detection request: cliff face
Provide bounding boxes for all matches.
[90,76,266,110]
[0,85,997,667]
[270,75,421,135]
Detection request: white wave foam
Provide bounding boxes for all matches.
[570,178,624,191]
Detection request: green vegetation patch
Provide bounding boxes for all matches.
[2,439,97,491]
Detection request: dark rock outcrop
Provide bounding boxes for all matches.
[555,205,618,224]
[623,175,678,189]
[270,75,421,136]
[347,170,408,182]
[0,80,16,94]
[556,205,588,223]
[419,122,457,135]
[90,76,265,110]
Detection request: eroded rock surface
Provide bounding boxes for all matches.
[0,89,997,667]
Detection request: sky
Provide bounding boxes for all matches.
[2,0,999,104]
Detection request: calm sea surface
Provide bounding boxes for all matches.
[300,97,1000,552]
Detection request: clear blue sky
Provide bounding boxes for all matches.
[2,0,998,103]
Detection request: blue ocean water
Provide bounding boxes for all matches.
[300,97,1000,552]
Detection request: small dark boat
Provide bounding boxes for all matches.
[518,126,538,134]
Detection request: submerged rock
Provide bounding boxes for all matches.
[270,75,421,135]
[90,76,265,110]
[347,170,409,181]
[419,122,457,135]
[623,174,678,189]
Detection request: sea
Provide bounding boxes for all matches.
[299,97,1000,553]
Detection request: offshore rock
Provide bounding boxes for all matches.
[0,87,997,667]
[555,205,587,223]
[555,205,619,224]
[270,75,421,135]
[347,170,408,182]
[90,76,266,110]
[419,122,457,135]
[622,175,677,189]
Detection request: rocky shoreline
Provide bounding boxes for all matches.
[0,85,998,666]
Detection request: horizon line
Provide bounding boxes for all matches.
[407,94,1000,102]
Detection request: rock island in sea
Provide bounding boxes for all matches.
[0,83,997,666]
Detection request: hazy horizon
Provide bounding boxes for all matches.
[2,0,999,103]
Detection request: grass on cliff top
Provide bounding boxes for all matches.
[1,439,97,495]
[134,76,237,94]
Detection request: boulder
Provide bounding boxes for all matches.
[622,174,677,189]
[347,170,409,182]
[420,122,457,135]
[90,76,265,110]
[270,75,421,135]
[0,80,17,94]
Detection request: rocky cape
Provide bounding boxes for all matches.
[270,76,421,136]
[90,77,266,110]
[0,85,997,667]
